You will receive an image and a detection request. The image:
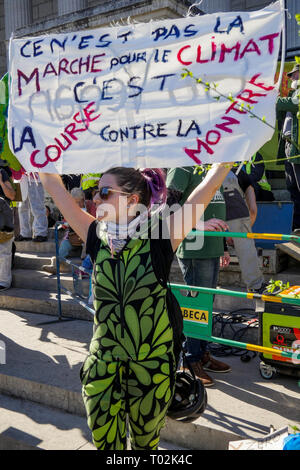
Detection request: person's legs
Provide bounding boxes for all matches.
[18,197,32,238]
[0,237,14,289]
[80,355,127,450]
[128,353,175,450]
[284,160,300,230]
[27,182,48,238]
[177,258,205,363]
[177,257,219,362]
[42,240,72,274]
[81,353,175,451]
[59,239,73,259]
[177,257,230,386]
[290,164,300,230]
[227,217,265,291]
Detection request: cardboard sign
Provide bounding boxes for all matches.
[8,1,283,174]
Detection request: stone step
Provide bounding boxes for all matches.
[14,252,54,270]
[0,393,94,450]
[1,309,299,451]
[0,393,188,451]
[0,288,93,321]
[12,268,90,296]
[47,227,64,240]
[14,252,82,271]
[15,240,56,254]
[218,267,300,289]
[0,309,240,450]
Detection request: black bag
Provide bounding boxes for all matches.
[165,287,185,368]
[151,235,185,368]
[0,197,14,232]
[223,188,249,220]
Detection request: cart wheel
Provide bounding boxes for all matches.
[259,362,275,380]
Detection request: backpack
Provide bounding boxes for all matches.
[88,216,186,369]
[151,236,185,369]
[151,236,208,421]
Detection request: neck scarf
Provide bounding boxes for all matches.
[104,215,144,256]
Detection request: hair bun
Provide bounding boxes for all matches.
[139,168,167,207]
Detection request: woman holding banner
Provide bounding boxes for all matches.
[39,162,232,451]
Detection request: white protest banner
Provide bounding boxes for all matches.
[8,1,283,174]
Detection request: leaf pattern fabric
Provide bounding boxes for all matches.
[80,229,175,450]
[89,235,173,361]
[81,352,175,450]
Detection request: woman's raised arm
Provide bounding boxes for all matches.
[39,173,95,243]
[169,163,233,252]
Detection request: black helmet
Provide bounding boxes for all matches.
[167,370,207,422]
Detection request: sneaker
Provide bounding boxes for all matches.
[0,285,10,292]
[32,236,48,242]
[15,235,32,241]
[42,264,56,274]
[201,352,231,373]
[42,258,70,274]
[248,282,268,295]
[182,361,215,387]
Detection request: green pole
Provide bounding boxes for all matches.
[192,230,300,244]
[194,335,300,360]
[170,283,300,307]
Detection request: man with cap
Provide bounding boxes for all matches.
[277,63,300,230]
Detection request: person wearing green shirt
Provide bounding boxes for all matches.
[167,166,231,388]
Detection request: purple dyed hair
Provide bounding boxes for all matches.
[139,168,167,207]
[103,167,167,209]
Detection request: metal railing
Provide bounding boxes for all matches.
[54,223,300,360]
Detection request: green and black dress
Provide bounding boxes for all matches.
[80,218,176,450]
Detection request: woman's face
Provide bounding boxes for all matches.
[96,173,135,223]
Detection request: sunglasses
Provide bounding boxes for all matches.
[97,186,131,201]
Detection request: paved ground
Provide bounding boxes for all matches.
[0,308,299,450]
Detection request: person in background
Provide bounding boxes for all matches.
[244,152,274,202]
[15,173,48,242]
[0,166,16,290]
[62,174,82,191]
[42,187,96,274]
[276,64,300,231]
[167,166,231,388]
[45,205,56,228]
[80,173,102,200]
[223,169,267,294]
[79,190,102,277]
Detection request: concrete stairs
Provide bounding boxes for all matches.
[0,234,192,450]
[0,308,192,451]
[2,228,91,320]
[1,230,299,450]
[1,309,299,451]
[0,234,97,450]
[0,394,94,450]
